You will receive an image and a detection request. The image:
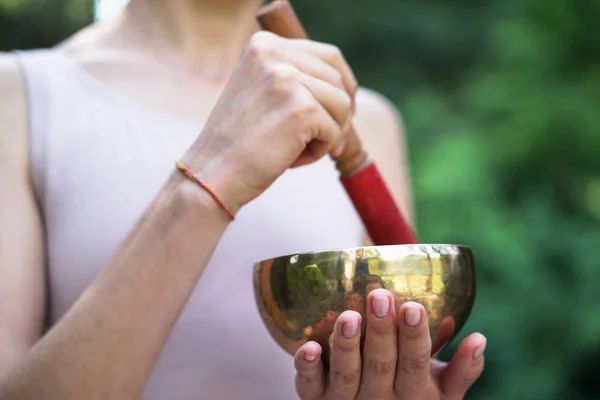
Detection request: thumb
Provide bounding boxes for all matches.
[440,333,486,399]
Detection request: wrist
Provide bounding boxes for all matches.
[179,145,243,218]
[163,170,234,229]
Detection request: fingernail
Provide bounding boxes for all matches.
[342,319,359,339]
[473,340,486,360]
[404,307,421,327]
[372,292,389,318]
[332,139,347,157]
[304,353,317,362]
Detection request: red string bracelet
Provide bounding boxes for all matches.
[175,161,235,221]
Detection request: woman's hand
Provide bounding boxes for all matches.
[182,30,357,215]
[294,289,486,400]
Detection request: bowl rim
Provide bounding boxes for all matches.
[254,243,472,266]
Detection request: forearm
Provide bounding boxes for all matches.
[0,172,229,399]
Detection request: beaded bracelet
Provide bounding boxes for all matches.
[175,161,235,221]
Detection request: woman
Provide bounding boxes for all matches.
[0,0,486,398]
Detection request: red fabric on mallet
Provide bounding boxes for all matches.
[342,162,417,245]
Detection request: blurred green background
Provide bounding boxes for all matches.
[1,0,599,398]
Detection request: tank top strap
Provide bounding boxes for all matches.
[14,49,69,204]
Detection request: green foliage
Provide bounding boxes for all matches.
[0,0,92,49]
[2,0,599,398]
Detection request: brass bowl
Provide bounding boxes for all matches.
[253,244,475,360]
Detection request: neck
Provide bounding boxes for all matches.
[122,0,264,80]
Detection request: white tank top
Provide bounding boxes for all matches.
[16,49,364,399]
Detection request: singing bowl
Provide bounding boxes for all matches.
[253,244,476,360]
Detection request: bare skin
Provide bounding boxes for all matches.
[0,0,484,398]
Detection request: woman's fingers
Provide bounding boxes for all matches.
[260,36,354,166]
[284,49,347,92]
[394,302,432,397]
[358,289,398,398]
[439,333,486,399]
[296,70,352,128]
[326,310,362,400]
[295,341,326,400]
[286,70,351,165]
[288,38,358,102]
[288,52,353,158]
[295,303,485,400]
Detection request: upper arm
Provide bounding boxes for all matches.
[352,88,415,244]
[0,53,46,374]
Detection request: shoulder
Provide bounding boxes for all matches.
[353,87,406,148]
[0,52,29,171]
[352,87,409,173]
[354,87,402,122]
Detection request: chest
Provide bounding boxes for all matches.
[79,58,229,123]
